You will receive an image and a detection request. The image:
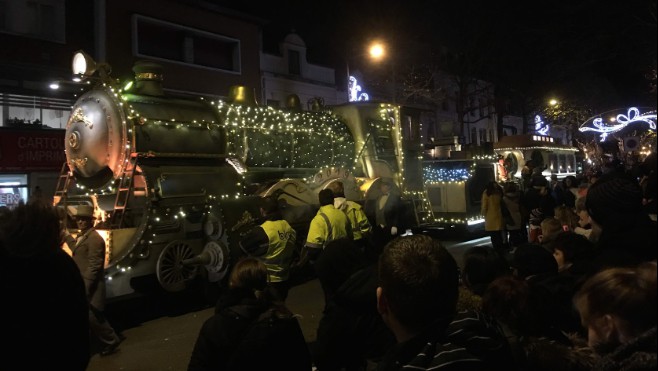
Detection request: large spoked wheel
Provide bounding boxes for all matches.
[156,240,198,292]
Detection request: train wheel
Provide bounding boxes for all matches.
[156,240,198,292]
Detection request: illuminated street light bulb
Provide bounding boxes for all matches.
[549,99,558,106]
[369,42,386,61]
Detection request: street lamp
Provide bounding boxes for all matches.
[367,40,396,103]
[549,99,559,106]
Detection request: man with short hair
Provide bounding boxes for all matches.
[239,196,297,301]
[376,235,511,370]
[63,204,122,356]
[298,189,352,266]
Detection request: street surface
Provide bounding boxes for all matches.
[87,232,492,371]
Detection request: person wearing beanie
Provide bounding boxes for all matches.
[585,173,657,273]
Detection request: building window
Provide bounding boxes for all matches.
[479,128,487,142]
[1,93,71,129]
[470,127,477,144]
[0,0,65,43]
[288,50,300,75]
[0,174,28,210]
[134,15,240,73]
[479,98,486,117]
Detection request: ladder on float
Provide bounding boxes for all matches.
[53,162,72,206]
[413,188,436,225]
[110,155,139,229]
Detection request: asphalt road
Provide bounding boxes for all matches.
[87,232,492,371]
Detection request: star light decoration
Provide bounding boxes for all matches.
[534,115,550,136]
[579,107,657,141]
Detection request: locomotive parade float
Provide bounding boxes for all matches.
[55,51,581,301]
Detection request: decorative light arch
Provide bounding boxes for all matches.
[579,107,657,141]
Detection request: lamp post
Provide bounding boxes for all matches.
[368,40,396,103]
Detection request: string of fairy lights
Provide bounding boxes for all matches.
[69,84,499,281]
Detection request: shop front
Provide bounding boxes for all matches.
[0,127,65,208]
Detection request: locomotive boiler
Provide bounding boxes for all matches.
[56,52,417,301]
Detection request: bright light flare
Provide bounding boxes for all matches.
[369,42,386,61]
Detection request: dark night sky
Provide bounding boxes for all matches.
[215,0,657,110]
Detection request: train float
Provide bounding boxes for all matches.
[57,52,572,301]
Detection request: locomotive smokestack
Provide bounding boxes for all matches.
[227,85,258,106]
[132,61,164,96]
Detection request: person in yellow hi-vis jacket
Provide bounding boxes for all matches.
[298,189,353,267]
[327,181,372,253]
[239,196,296,301]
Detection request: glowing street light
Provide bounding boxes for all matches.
[369,42,386,61]
[549,99,558,106]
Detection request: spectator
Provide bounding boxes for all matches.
[376,235,513,370]
[563,176,580,208]
[188,257,311,371]
[554,205,579,232]
[239,196,297,301]
[1,202,90,370]
[573,196,595,241]
[586,173,657,271]
[312,238,394,370]
[458,245,511,312]
[574,262,657,370]
[502,182,526,250]
[539,217,563,247]
[481,181,506,253]
[482,276,595,371]
[63,204,123,356]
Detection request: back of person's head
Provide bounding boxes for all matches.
[0,202,61,258]
[586,174,644,231]
[574,196,587,213]
[482,276,534,333]
[260,196,281,220]
[512,243,558,280]
[378,235,459,332]
[318,189,334,206]
[550,231,595,267]
[565,175,578,188]
[314,238,368,298]
[503,182,519,194]
[554,205,578,231]
[574,262,657,348]
[485,181,502,196]
[462,245,511,296]
[540,218,563,245]
[326,181,345,198]
[228,257,268,292]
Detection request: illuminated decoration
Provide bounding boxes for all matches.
[348,76,369,102]
[423,167,471,183]
[580,107,657,142]
[534,115,550,135]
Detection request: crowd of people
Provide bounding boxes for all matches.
[1,163,656,370]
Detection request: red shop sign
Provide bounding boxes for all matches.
[0,129,66,171]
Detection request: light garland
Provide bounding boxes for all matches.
[580,107,657,141]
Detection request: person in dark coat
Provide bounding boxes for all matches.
[1,203,90,370]
[585,173,658,273]
[312,239,395,370]
[188,257,311,371]
[364,178,403,259]
[63,204,122,356]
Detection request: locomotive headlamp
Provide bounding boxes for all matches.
[72,50,95,76]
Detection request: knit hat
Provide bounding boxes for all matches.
[586,174,643,229]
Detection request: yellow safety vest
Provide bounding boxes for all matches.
[260,220,296,282]
[337,199,371,241]
[305,205,351,249]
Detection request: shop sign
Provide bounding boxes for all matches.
[0,129,66,171]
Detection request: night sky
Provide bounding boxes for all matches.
[215,0,657,110]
